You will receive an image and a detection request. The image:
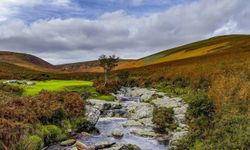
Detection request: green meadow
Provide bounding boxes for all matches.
[0,80,115,101]
[22,80,93,96]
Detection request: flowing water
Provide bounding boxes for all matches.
[47,97,168,150]
[79,97,168,150]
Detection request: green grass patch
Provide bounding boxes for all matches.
[22,80,93,96]
[95,95,115,101]
[64,85,115,101]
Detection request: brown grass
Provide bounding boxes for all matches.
[0,91,85,149]
[117,48,250,110]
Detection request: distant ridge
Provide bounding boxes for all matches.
[1,34,250,73]
[0,51,55,71]
[58,34,250,72]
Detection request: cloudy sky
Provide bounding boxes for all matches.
[0,0,249,64]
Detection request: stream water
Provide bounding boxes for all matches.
[79,97,168,150]
[47,97,169,150]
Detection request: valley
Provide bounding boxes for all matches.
[0,35,249,150]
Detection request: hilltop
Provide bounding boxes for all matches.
[0,51,56,71]
[0,34,250,76]
[58,34,250,72]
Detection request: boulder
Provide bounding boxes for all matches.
[87,99,122,111]
[173,105,188,115]
[85,105,100,126]
[102,144,141,150]
[71,147,78,150]
[130,129,159,138]
[121,144,141,150]
[60,139,76,146]
[138,118,155,127]
[75,141,88,150]
[101,144,125,150]
[109,129,124,138]
[102,109,126,118]
[169,131,188,145]
[122,120,143,127]
[122,87,156,102]
[125,102,153,120]
[94,141,116,149]
[152,97,181,108]
[27,81,36,86]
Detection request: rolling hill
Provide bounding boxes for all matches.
[139,34,250,65]
[0,51,56,71]
[58,34,250,72]
[0,34,250,75]
[57,59,136,72]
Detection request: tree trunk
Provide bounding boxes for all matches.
[104,70,108,85]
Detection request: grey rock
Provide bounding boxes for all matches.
[60,139,76,146]
[109,129,124,138]
[138,118,155,127]
[169,131,188,145]
[125,102,153,120]
[152,97,180,108]
[27,81,36,85]
[94,141,116,149]
[130,129,159,138]
[122,120,143,127]
[103,143,141,150]
[85,105,100,126]
[87,99,122,111]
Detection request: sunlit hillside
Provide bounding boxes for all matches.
[57,35,250,72]
[0,51,56,71]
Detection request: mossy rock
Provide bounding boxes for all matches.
[60,139,76,146]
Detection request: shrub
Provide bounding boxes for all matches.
[0,118,29,149]
[0,83,23,95]
[37,125,65,146]
[70,116,88,130]
[16,135,43,150]
[144,80,152,88]
[199,102,250,150]
[36,73,50,81]
[187,91,214,119]
[173,77,188,88]
[60,120,73,133]
[117,71,129,86]
[94,79,120,95]
[197,78,211,89]
[0,91,85,148]
[126,78,139,87]
[152,107,174,131]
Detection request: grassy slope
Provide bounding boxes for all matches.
[22,80,93,96]
[0,51,56,71]
[57,35,250,72]
[118,35,250,149]
[0,79,114,101]
[1,35,249,73]
[134,34,250,67]
[121,38,250,109]
[57,59,136,73]
[0,61,43,78]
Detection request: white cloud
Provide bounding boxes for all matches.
[0,0,249,64]
[0,0,71,22]
[211,20,239,36]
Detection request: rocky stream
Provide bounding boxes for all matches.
[47,87,189,150]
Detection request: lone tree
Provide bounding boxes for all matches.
[98,54,119,84]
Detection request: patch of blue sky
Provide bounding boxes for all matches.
[16,0,197,23]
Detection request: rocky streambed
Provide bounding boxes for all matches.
[48,87,189,150]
